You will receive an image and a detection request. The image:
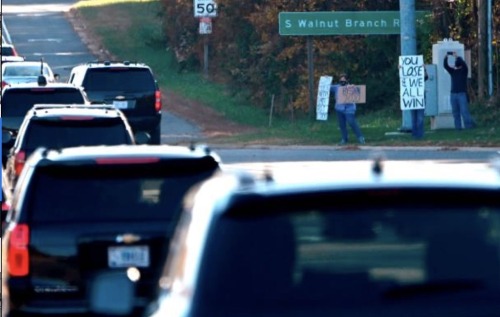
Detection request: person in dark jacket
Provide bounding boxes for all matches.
[443,52,476,130]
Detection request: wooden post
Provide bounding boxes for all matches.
[307,36,315,121]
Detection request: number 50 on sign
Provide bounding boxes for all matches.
[194,0,217,17]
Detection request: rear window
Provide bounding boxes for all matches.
[27,161,218,223]
[1,46,15,56]
[2,88,86,117]
[192,189,500,315]
[3,64,51,77]
[22,119,133,152]
[82,68,156,92]
[82,67,156,92]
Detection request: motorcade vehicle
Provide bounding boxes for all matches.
[68,61,162,144]
[2,103,139,194]
[2,60,59,88]
[1,43,23,61]
[91,158,500,317]
[1,77,89,166]
[1,144,221,317]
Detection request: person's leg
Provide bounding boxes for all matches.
[457,93,475,129]
[345,113,365,143]
[336,110,348,144]
[450,93,463,130]
[411,110,418,138]
[413,109,425,139]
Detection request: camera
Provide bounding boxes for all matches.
[447,51,454,55]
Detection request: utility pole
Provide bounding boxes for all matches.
[478,0,487,99]
[399,0,416,132]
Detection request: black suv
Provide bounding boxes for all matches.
[68,61,162,144]
[1,79,89,166]
[1,144,221,316]
[3,104,137,194]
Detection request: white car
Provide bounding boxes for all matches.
[1,60,59,88]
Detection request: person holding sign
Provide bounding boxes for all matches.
[330,74,365,145]
[399,55,427,139]
[443,52,476,130]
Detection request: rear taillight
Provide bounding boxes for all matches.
[12,46,19,56]
[8,224,30,277]
[155,90,162,112]
[14,151,26,176]
[2,201,10,213]
[2,80,9,89]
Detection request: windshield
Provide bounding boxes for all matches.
[1,89,86,117]
[191,189,500,316]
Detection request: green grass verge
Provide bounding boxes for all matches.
[73,0,500,147]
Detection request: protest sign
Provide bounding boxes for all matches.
[316,76,333,120]
[399,55,425,110]
[336,85,366,104]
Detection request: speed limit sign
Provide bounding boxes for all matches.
[194,0,217,17]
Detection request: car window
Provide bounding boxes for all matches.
[82,68,156,92]
[22,119,132,151]
[1,46,15,56]
[190,188,500,315]
[1,89,86,116]
[3,64,51,77]
[26,164,217,223]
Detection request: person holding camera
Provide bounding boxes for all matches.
[443,51,476,130]
[330,74,365,145]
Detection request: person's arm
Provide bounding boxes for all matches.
[443,55,453,74]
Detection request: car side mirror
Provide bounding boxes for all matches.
[135,131,151,145]
[88,271,135,315]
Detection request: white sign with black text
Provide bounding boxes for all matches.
[194,0,217,17]
[316,76,333,121]
[399,55,425,110]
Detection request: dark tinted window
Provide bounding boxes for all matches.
[82,68,156,92]
[22,119,132,152]
[193,189,500,315]
[1,88,86,117]
[1,46,15,56]
[27,161,218,223]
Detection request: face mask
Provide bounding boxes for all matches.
[340,80,347,86]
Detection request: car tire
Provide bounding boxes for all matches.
[149,125,161,145]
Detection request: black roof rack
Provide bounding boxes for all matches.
[85,60,143,66]
[31,104,117,111]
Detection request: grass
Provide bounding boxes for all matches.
[73,0,500,147]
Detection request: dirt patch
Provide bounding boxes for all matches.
[65,8,259,142]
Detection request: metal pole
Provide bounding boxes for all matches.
[307,36,315,121]
[399,0,416,132]
[487,0,493,97]
[204,36,209,79]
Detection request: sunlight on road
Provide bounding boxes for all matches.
[74,0,156,9]
[2,4,73,13]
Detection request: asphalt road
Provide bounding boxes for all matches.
[3,0,500,163]
[2,0,203,145]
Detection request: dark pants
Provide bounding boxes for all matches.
[411,109,425,139]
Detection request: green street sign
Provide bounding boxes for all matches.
[279,11,427,36]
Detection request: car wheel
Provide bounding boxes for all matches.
[149,126,161,145]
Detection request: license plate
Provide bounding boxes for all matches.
[108,245,150,268]
[113,100,128,109]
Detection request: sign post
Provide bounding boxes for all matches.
[194,0,217,78]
